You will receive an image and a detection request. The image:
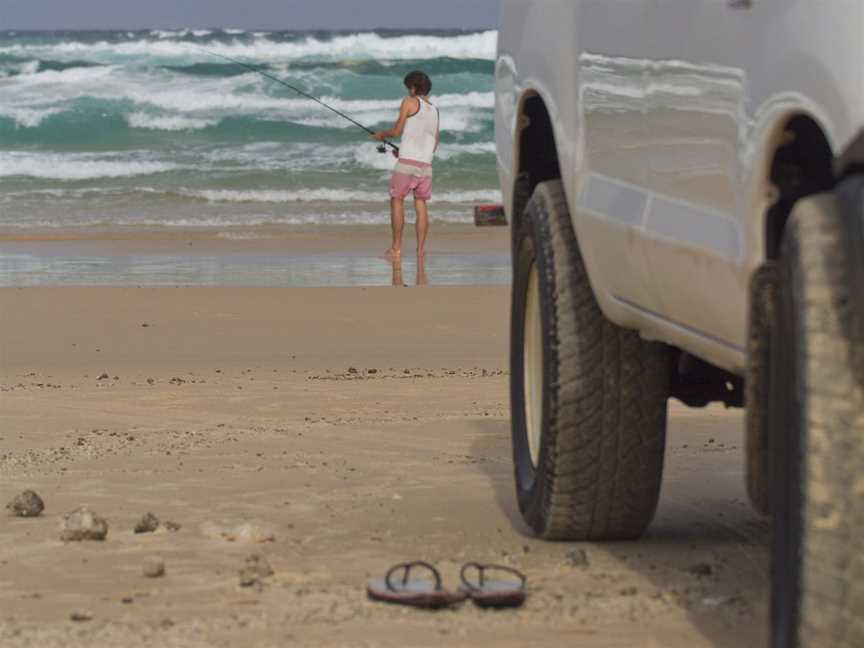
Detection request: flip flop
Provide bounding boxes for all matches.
[459,562,527,609]
[367,561,467,609]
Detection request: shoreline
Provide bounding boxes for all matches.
[0,221,508,244]
[0,223,511,287]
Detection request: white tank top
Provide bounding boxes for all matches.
[399,98,439,165]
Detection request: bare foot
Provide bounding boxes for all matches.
[384,248,401,259]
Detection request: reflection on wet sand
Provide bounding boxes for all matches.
[0,238,509,287]
[389,255,429,287]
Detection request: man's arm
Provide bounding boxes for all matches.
[372,97,414,140]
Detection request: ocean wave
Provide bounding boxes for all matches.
[0,211,478,228]
[0,152,178,180]
[436,141,497,159]
[129,87,494,115]
[181,188,501,204]
[150,29,215,39]
[2,60,492,123]
[126,112,220,131]
[0,105,64,128]
[0,30,497,64]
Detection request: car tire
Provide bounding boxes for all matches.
[770,185,864,648]
[510,180,669,541]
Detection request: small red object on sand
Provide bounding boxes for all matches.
[474,204,507,227]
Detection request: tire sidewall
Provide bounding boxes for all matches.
[770,229,804,648]
[510,186,560,534]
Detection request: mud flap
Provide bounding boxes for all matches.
[746,262,779,516]
[836,175,864,385]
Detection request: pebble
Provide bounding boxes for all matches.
[238,554,274,587]
[70,610,93,622]
[565,548,590,569]
[60,506,108,542]
[6,490,45,517]
[134,512,160,534]
[143,559,165,578]
[164,520,182,532]
[97,373,110,380]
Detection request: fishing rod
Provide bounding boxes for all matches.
[188,45,399,155]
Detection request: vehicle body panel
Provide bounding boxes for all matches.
[496,0,864,373]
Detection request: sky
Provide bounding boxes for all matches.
[0,0,500,30]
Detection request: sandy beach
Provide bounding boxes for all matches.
[0,280,769,647]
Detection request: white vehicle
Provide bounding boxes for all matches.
[495,2,863,646]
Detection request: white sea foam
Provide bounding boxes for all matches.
[126,112,219,131]
[0,106,63,128]
[0,30,497,63]
[181,188,501,204]
[152,30,183,39]
[0,211,478,228]
[436,141,497,159]
[0,153,178,180]
[130,87,493,117]
[0,59,39,78]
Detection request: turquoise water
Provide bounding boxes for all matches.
[0,29,500,229]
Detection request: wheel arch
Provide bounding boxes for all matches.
[758,112,836,260]
[509,89,564,234]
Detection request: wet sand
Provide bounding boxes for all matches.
[0,286,769,647]
[0,224,511,287]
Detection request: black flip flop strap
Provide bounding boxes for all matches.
[385,560,442,592]
[460,562,527,592]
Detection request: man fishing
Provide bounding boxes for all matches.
[371,71,440,261]
[192,49,437,261]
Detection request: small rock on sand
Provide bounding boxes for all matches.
[239,554,274,587]
[134,512,160,534]
[70,610,93,622]
[565,548,590,568]
[165,520,182,532]
[6,490,45,517]
[143,559,165,578]
[60,506,108,542]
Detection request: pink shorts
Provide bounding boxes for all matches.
[389,159,433,201]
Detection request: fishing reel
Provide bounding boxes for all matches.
[376,144,399,157]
